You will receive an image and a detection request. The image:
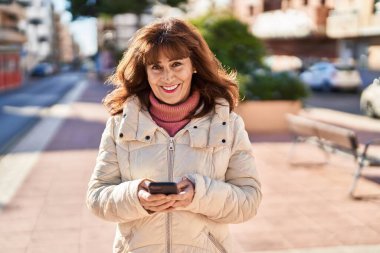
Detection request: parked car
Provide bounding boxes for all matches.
[30,62,55,77]
[360,78,380,118]
[300,62,362,91]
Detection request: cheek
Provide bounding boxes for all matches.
[178,70,193,82]
[147,72,161,85]
[183,73,193,87]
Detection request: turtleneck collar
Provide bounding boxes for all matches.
[149,89,200,136]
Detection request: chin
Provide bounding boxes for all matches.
[167,98,183,105]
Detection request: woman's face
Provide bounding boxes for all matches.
[146,52,194,105]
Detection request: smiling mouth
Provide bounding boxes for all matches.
[162,84,180,92]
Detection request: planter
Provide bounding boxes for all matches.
[235,100,302,134]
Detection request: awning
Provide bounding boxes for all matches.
[0,2,26,19]
[0,29,27,44]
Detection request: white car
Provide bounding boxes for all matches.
[300,62,362,91]
[360,78,380,118]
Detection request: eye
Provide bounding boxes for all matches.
[172,61,182,67]
[149,64,161,71]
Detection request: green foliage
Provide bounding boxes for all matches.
[98,0,149,16]
[70,0,98,18]
[191,13,307,101]
[191,13,266,74]
[165,0,187,6]
[238,70,310,101]
[69,0,187,19]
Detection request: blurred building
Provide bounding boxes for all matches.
[96,13,155,78]
[98,13,155,52]
[97,17,116,51]
[185,0,230,18]
[232,0,380,70]
[0,1,26,91]
[326,0,380,70]
[53,13,76,64]
[232,0,338,63]
[23,0,56,71]
[20,0,77,72]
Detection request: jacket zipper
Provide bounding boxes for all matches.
[208,232,227,253]
[166,137,175,253]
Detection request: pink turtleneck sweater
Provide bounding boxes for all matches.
[149,90,200,137]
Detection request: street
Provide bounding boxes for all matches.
[304,69,380,116]
[305,90,362,115]
[0,72,85,155]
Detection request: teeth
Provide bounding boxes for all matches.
[162,84,179,91]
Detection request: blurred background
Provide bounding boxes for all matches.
[1,0,380,253]
[1,0,380,114]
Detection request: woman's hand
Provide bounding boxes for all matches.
[169,177,195,208]
[137,179,175,213]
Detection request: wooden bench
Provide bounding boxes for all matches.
[286,114,380,197]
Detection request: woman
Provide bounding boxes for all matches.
[87,18,262,253]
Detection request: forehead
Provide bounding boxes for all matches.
[154,52,188,63]
[143,42,190,65]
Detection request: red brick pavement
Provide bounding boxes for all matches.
[1,77,380,253]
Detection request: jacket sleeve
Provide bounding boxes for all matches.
[86,116,150,223]
[183,115,262,224]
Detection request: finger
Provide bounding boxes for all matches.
[138,190,168,207]
[139,190,168,201]
[148,200,175,212]
[142,179,152,190]
[172,199,191,208]
[178,179,195,193]
[138,179,153,192]
[176,179,190,190]
[175,187,195,203]
[143,197,173,208]
[166,190,189,201]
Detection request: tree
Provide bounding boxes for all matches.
[191,13,266,74]
[192,13,308,101]
[69,0,187,19]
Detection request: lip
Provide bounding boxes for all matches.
[161,83,180,94]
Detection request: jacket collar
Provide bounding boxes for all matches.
[118,96,230,148]
[118,96,157,144]
[186,99,230,148]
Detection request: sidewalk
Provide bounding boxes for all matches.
[0,76,380,253]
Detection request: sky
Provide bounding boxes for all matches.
[51,0,98,57]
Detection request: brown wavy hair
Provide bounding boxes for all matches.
[104,17,239,117]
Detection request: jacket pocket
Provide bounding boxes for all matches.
[207,231,227,253]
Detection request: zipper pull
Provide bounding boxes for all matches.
[169,138,175,151]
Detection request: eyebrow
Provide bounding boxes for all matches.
[152,58,186,64]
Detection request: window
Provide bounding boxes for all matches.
[249,5,254,16]
[263,0,282,11]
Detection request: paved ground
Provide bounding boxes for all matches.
[0,76,380,253]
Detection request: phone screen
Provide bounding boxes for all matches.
[148,182,179,195]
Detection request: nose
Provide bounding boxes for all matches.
[163,69,173,82]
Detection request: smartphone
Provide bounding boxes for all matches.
[148,182,179,195]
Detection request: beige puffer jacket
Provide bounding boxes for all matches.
[87,96,262,253]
